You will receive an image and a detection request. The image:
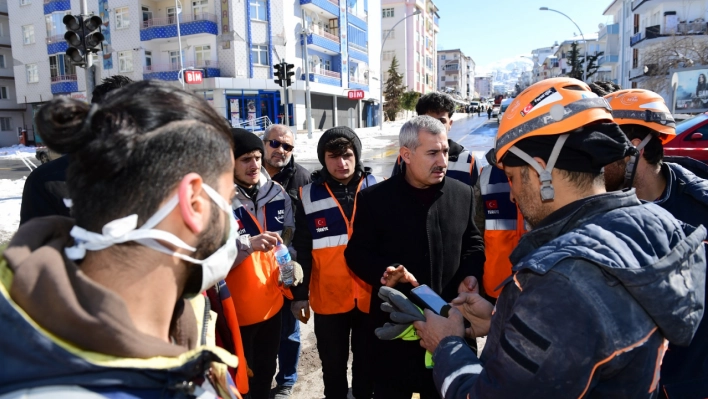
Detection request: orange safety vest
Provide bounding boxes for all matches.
[225,196,292,326]
[480,165,527,298]
[299,175,383,315]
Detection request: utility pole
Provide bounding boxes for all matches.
[176,0,185,88]
[301,10,312,139]
[79,0,93,102]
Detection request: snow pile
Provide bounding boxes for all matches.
[0,178,25,245]
[0,145,37,159]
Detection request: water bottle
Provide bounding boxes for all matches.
[274,243,294,286]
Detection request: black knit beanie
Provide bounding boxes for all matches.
[501,123,633,173]
[317,126,363,167]
[231,128,265,159]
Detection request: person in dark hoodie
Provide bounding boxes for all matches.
[261,123,312,399]
[0,80,242,398]
[605,88,708,399]
[412,78,706,399]
[345,115,486,398]
[291,127,383,399]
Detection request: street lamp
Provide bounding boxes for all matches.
[540,7,587,81]
[379,8,422,131]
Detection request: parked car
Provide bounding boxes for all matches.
[664,112,708,163]
[35,147,63,164]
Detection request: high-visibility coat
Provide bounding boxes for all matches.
[480,165,526,298]
[299,174,383,315]
[446,149,480,186]
[225,175,293,327]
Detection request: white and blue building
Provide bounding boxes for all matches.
[9,0,382,138]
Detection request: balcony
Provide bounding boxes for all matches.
[349,74,368,91]
[300,0,339,18]
[349,43,368,62]
[304,31,340,54]
[629,63,658,80]
[630,31,643,46]
[51,75,78,94]
[599,23,619,40]
[46,34,67,54]
[598,55,620,66]
[347,10,367,30]
[143,61,220,81]
[43,0,70,14]
[630,22,707,47]
[302,69,341,87]
[140,13,218,41]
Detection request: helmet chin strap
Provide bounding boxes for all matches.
[623,134,653,189]
[507,134,569,202]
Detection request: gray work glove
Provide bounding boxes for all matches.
[278,261,304,288]
[375,286,425,341]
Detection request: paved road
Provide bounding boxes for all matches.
[448,114,499,166]
[0,159,34,180]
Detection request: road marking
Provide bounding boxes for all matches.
[0,168,11,170]
[371,147,399,160]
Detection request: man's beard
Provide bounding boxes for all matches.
[604,159,627,192]
[183,204,225,296]
[267,153,291,169]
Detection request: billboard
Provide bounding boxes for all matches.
[674,67,708,113]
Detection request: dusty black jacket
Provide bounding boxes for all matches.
[344,173,485,387]
[19,155,70,225]
[271,156,311,209]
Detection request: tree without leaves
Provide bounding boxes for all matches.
[640,35,708,95]
[583,51,604,80]
[384,56,405,121]
[567,42,583,80]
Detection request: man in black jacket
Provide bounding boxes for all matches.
[262,124,312,399]
[345,115,485,399]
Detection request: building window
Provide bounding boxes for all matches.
[195,45,211,66]
[167,7,177,24]
[192,0,208,18]
[382,8,394,18]
[26,64,38,83]
[145,50,152,69]
[440,54,446,60]
[441,76,445,81]
[324,59,331,71]
[142,6,152,24]
[383,29,394,39]
[20,0,30,5]
[118,51,133,72]
[22,25,34,44]
[0,55,5,69]
[115,7,130,29]
[169,50,182,68]
[0,22,4,36]
[251,44,269,65]
[0,87,7,99]
[49,55,58,78]
[0,117,10,131]
[249,0,267,21]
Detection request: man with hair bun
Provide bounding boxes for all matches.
[0,80,246,398]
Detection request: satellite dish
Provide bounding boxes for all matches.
[598,23,605,29]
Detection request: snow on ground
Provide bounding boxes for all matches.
[0,178,25,245]
[0,145,37,160]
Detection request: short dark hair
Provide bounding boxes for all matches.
[521,165,604,192]
[35,80,233,232]
[416,92,456,118]
[91,75,134,104]
[324,137,354,158]
[588,81,621,97]
[620,124,663,165]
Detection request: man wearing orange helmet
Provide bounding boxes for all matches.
[605,89,708,398]
[411,78,706,399]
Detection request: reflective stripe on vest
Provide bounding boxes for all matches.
[300,174,382,314]
[447,150,478,186]
[480,166,526,298]
[226,196,290,326]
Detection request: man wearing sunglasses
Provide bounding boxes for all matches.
[262,124,312,399]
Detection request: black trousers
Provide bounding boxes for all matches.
[314,308,373,399]
[240,314,281,399]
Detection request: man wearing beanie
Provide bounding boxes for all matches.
[412,78,706,398]
[224,128,302,399]
[345,115,486,398]
[291,126,383,399]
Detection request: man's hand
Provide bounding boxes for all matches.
[458,276,480,295]
[291,300,310,324]
[451,292,494,338]
[413,308,465,353]
[381,265,420,288]
[250,231,282,252]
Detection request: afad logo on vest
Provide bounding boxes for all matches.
[236,218,247,235]
[315,217,329,233]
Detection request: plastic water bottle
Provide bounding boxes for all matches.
[274,243,294,286]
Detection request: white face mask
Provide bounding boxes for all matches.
[65,184,239,297]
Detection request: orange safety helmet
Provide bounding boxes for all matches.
[604,89,676,144]
[492,78,614,201]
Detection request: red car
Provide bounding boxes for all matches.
[664,112,708,163]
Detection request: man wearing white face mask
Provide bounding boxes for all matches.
[0,81,244,399]
[224,128,302,399]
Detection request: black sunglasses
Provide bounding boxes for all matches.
[266,139,294,152]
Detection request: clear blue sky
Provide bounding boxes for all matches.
[435,0,614,70]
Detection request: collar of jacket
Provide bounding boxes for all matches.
[510,190,642,267]
[657,162,708,206]
[393,172,446,197]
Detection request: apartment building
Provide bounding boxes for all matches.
[381,0,438,94]
[0,0,33,146]
[528,45,557,84]
[437,49,475,100]
[9,0,382,134]
[474,75,491,100]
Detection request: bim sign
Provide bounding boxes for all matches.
[347,90,365,100]
[185,70,204,84]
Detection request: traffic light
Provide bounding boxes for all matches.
[284,63,295,87]
[274,63,285,87]
[64,14,104,66]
